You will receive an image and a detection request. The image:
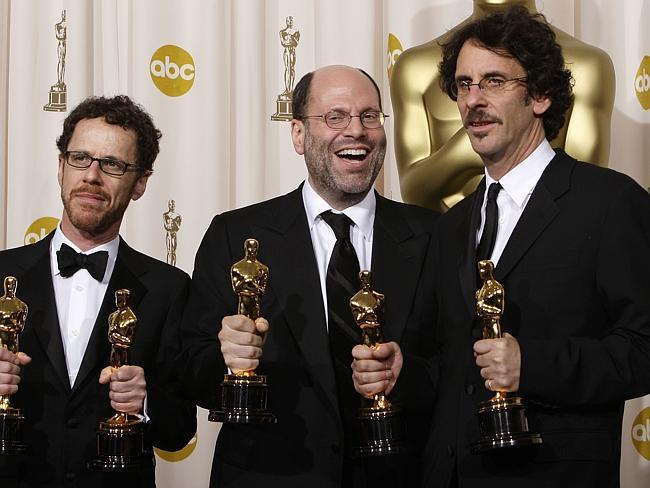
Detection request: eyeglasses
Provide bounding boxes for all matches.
[452,76,528,99]
[303,110,388,130]
[64,151,143,176]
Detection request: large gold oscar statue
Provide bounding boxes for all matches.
[391,0,615,213]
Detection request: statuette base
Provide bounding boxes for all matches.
[87,420,148,472]
[209,373,277,424]
[355,401,404,457]
[0,410,28,455]
[471,395,542,454]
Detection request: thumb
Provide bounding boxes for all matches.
[98,366,113,385]
[16,352,32,365]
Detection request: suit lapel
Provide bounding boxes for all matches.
[370,195,421,342]
[20,235,70,391]
[72,239,146,395]
[458,180,485,317]
[252,188,339,416]
[494,151,572,281]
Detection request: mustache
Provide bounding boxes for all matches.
[465,110,502,126]
[330,138,376,152]
[70,185,109,200]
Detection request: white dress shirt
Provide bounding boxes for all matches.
[302,181,376,330]
[50,226,119,387]
[477,139,555,266]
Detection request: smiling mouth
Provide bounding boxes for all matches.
[335,148,368,162]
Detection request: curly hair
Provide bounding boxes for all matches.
[439,6,574,141]
[56,95,162,171]
[292,68,383,120]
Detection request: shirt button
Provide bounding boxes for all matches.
[75,285,83,292]
[71,329,79,337]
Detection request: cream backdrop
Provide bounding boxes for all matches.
[0,1,648,487]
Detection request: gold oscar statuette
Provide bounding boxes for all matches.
[350,270,404,456]
[209,239,277,423]
[43,10,67,112]
[88,289,148,471]
[0,276,28,455]
[163,199,182,267]
[472,260,542,453]
[271,16,300,121]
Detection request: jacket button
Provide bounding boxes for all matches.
[447,445,455,457]
[65,472,76,481]
[66,418,78,429]
[466,384,475,395]
[472,326,482,339]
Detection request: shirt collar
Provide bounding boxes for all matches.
[485,139,555,208]
[50,225,120,279]
[302,180,376,242]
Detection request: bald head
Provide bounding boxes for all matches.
[289,65,387,210]
[292,65,382,120]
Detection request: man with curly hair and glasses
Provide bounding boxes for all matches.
[353,7,650,488]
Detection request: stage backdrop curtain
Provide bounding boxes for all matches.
[0,1,648,486]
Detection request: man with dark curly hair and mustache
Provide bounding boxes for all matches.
[353,7,650,488]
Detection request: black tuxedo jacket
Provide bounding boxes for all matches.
[0,234,196,488]
[412,150,650,487]
[180,186,438,487]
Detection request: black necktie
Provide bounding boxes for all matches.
[57,243,109,282]
[477,182,502,262]
[321,210,362,453]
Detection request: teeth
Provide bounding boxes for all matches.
[337,149,367,157]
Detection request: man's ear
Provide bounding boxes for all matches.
[291,119,306,155]
[130,171,151,201]
[532,93,551,116]
[57,154,65,188]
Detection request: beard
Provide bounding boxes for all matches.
[61,184,132,236]
[303,127,385,205]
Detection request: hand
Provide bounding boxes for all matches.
[99,365,146,414]
[0,348,31,396]
[474,332,521,392]
[218,314,269,373]
[351,341,403,398]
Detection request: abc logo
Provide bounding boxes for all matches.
[386,33,403,80]
[150,45,195,97]
[24,217,59,245]
[634,56,650,110]
[631,407,650,460]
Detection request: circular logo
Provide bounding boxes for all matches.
[24,217,59,245]
[154,432,198,462]
[635,56,650,110]
[386,33,404,80]
[631,406,650,460]
[150,45,196,97]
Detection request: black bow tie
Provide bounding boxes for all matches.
[57,243,109,282]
